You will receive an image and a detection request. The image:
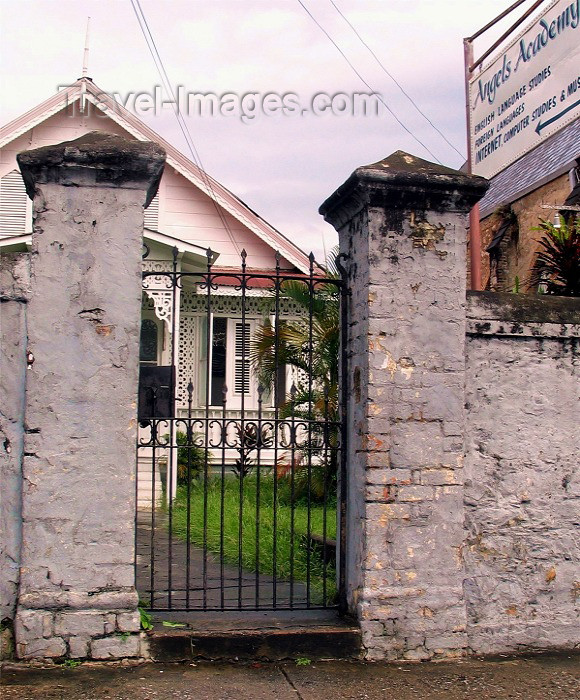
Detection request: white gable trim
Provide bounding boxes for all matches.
[0,232,31,252]
[0,230,219,268]
[144,228,219,266]
[0,80,310,273]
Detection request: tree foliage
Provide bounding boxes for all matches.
[251,253,341,501]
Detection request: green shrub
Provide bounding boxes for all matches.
[529,217,579,296]
[174,431,208,485]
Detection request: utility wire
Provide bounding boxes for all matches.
[296,0,442,163]
[329,0,465,160]
[130,0,241,255]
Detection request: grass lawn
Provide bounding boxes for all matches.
[169,473,337,603]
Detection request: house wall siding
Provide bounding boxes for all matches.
[0,106,295,270]
[161,168,281,267]
[0,108,128,179]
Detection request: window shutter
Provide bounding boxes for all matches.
[234,322,251,394]
[144,191,159,230]
[0,170,29,236]
[139,319,159,363]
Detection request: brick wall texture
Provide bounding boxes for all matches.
[321,153,579,660]
[464,293,579,653]
[477,174,571,292]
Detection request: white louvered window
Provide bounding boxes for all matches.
[233,321,251,395]
[144,191,159,230]
[195,316,259,409]
[0,170,31,237]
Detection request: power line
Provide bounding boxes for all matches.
[130,0,239,255]
[329,0,465,160]
[129,0,241,255]
[296,0,442,164]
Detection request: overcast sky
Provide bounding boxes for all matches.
[0,0,543,259]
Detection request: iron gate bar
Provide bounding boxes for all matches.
[150,397,156,608]
[203,248,212,610]
[306,252,314,608]
[323,385,330,607]
[168,245,179,610]
[273,250,281,608]
[254,384,261,609]
[185,381,192,608]
[239,249,247,610]
[289,386,296,607]
[220,383,227,608]
[337,252,349,615]
[137,247,348,612]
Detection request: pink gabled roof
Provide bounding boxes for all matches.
[0,78,311,273]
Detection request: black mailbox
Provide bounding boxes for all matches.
[138,365,175,421]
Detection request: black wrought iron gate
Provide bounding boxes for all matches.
[135,247,348,612]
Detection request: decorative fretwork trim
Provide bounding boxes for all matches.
[180,289,303,317]
[177,314,197,406]
[143,259,172,272]
[143,289,173,330]
[142,260,174,291]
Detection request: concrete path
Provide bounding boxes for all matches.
[2,653,578,700]
[136,510,314,610]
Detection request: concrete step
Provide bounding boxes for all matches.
[144,610,361,662]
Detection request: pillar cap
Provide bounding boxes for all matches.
[17,131,166,207]
[319,150,489,227]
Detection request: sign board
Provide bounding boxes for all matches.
[469,0,580,179]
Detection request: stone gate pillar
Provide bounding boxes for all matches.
[14,132,165,660]
[320,151,488,660]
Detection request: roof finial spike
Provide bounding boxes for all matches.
[79,17,91,115]
[82,17,91,79]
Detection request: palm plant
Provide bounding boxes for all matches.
[173,431,207,485]
[251,253,341,501]
[528,216,580,296]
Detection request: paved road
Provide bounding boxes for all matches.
[2,653,579,700]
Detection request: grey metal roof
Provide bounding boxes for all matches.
[479,119,580,218]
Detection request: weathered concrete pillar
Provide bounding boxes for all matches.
[0,254,31,659]
[320,151,488,660]
[14,132,165,660]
